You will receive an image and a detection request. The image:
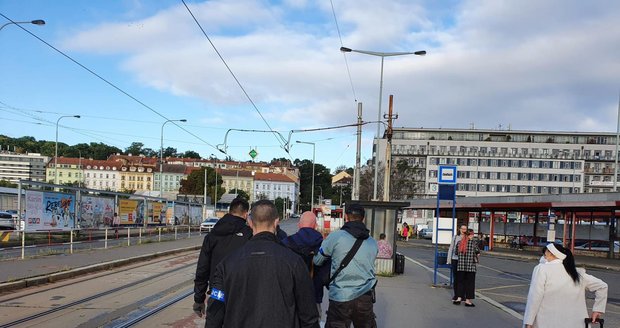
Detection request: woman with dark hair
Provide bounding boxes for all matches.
[453,229,480,307]
[523,243,608,328]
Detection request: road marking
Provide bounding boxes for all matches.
[404,255,524,321]
[478,263,530,282]
[477,284,528,292]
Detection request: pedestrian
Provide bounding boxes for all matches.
[282,211,326,319]
[401,222,409,241]
[193,197,252,320]
[206,200,320,328]
[376,233,393,259]
[314,204,378,328]
[447,225,467,302]
[112,212,120,238]
[523,243,607,328]
[453,228,480,307]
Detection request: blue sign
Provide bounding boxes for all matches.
[438,166,457,184]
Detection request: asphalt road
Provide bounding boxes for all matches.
[397,244,620,324]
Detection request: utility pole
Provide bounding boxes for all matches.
[353,102,362,200]
[382,95,397,201]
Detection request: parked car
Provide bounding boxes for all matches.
[418,228,433,239]
[290,213,301,219]
[0,211,15,230]
[200,218,219,233]
[574,241,620,253]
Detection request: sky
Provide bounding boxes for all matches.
[1,0,619,172]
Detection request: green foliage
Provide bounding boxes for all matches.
[0,180,17,188]
[182,150,201,159]
[179,167,224,203]
[228,188,250,201]
[274,197,292,219]
[294,158,333,211]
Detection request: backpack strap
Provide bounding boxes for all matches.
[328,238,364,285]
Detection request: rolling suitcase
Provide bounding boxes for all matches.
[584,318,604,327]
[395,252,405,274]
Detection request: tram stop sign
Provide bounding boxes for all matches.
[248,149,258,159]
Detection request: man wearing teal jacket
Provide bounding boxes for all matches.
[313,204,378,327]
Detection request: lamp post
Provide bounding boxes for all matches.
[340,46,426,200]
[77,149,82,188]
[212,156,218,212]
[0,19,45,31]
[316,185,323,205]
[296,141,315,210]
[160,119,186,198]
[55,115,80,186]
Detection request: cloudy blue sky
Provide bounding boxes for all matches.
[1,0,619,171]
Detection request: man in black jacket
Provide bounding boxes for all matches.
[206,200,320,328]
[193,197,252,318]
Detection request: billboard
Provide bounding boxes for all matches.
[189,205,203,225]
[25,190,76,231]
[147,202,166,224]
[174,203,190,225]
[119,199,144,225]
[79,196,115,228]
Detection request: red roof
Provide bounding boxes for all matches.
[48,157,122,169]
[254,172,295,183]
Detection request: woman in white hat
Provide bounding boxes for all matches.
[523,243,607,328]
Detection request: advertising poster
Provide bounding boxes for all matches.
[80,196,114,228]
[189,205,203,226]
[174,203,189,225]
[25,190,76,231]
[147,202,166,224]
[119,199,144,225]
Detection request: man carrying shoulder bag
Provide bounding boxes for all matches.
[313,204,378,328]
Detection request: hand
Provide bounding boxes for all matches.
[525,325,533,328]
[193,302,205,317]
[592,311,602,322]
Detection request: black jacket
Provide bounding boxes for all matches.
[206,232,320,328]
[282,228,326,303]
[193,213,252,303]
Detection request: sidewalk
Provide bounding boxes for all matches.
[400,239,620,271]
[0,235,203,292]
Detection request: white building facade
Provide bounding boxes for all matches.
[375,128,620,198]
[0,152,49,183]
[254,172,297,209]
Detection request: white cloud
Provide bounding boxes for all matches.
[60,0,620,137]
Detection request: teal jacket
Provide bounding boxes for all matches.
[313,221,378,302]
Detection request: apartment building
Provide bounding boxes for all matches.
[375,128,619,198]
[219,169,254,202]
[46,156,83,185]
[83,160,122,191]
[0,152,49,183]
[154,164,187,193]
[254,172,297,209]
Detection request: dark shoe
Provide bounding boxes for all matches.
[465,302,475,307]
[452,300,461,305]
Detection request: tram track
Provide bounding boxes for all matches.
[0,260,196,328]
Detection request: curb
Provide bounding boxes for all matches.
[0,245,201,294]
[398,241,620,272]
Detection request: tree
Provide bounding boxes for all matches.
[162,146,178,158]
[294,158,333,212]
[228,188,250,201]
[182,150,201,159]
[179,167,224,203]
[0,180,17,188]
[389,159,423,200]
[274,197,292,219]
[125,142,144,155]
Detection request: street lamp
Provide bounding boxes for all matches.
[296,141,315,210]
[160,119,186,198]
[316,185,323,205]
[55,115,80,186]
[340,46,426,200]
[212,155,219,212]
[0,19,45,31]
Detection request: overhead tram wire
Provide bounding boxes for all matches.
[0,13,219,152]
[330,0,357,102]
[180,1,292,160]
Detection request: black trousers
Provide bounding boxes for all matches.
[451,260,459,299]
[325,292,376,328]
[456,271,476,300]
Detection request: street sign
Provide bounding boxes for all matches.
[438,166,457,184]
[248,149,258,159]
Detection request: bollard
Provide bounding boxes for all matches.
[127,227,131,246]
[139,228,142,245]
[158,227,161,242]
[70,230,73,254]
[105,228,108,249]
[175,226,177,240]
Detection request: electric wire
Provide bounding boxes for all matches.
[0,13,219,152]
[330,0,357,102]
[180,1,292,160]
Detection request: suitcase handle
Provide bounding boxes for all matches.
[584,318,604,328]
